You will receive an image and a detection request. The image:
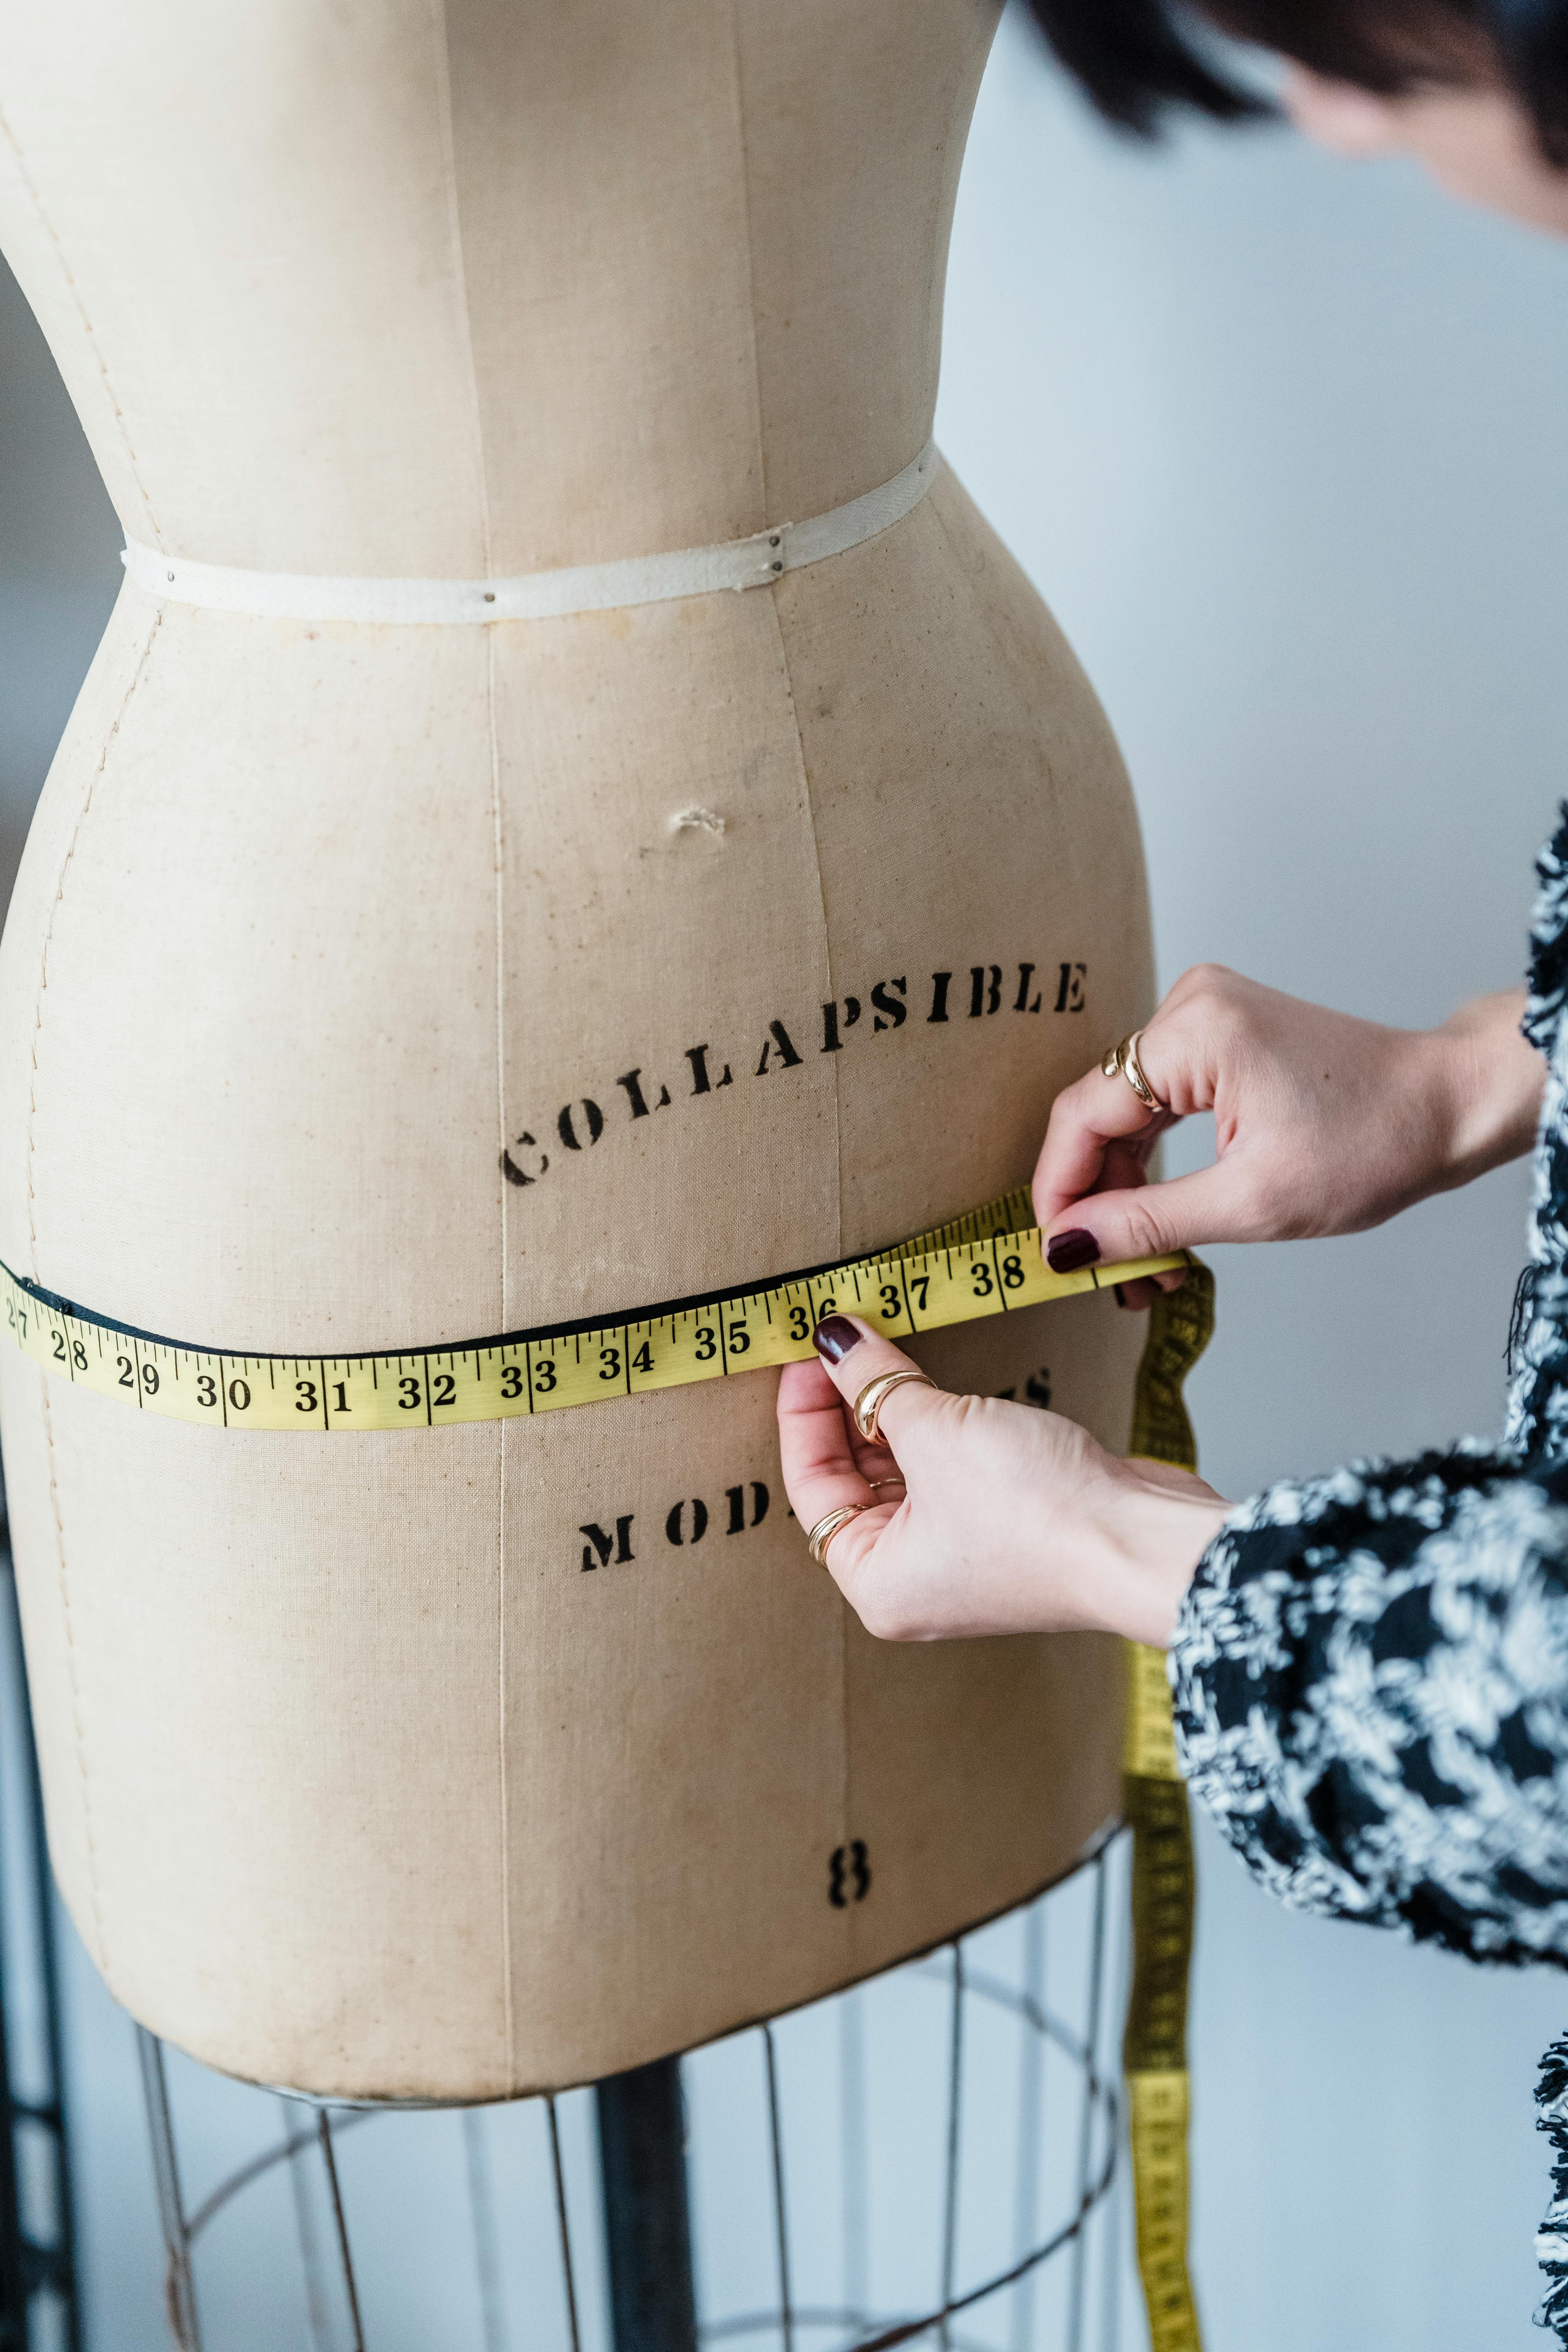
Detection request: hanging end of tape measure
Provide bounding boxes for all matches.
[1127,1256,1213,1473]
[1121,1257,1210,2352]
[1125,2069,1204,2352]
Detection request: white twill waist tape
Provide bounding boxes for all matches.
[121,441,938,626]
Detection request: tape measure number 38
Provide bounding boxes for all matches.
[0,1186,1189,1434]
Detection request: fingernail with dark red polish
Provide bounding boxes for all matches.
[814,1314,862,1363]
[1046,1228,1100,1274]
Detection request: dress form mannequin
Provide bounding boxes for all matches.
[0,0,1153,2100]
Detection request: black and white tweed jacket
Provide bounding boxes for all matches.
[1168,808,1568,2341]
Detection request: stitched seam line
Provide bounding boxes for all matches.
[486,632,514,2087]
[0,103,165,552]
[766,593,853,1889]
[28,611,162,1279]
[430,0,512,2084]
[38,1375,109,1976]
[26,608,161,1985]
[725,0,770,524]
[767,608,841,1255]
[429,0,494,577]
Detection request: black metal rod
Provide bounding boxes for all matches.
[761,2027,793,2352]
[938,1944,964,2350]
[11,1557,81,2351]
[135,2028,201,2352]
[277,2098,332,2352]
[547,2096,583,2352]
[595,2055,699,2352]
[315,2111,366,2352]
[0,1622,27,2352]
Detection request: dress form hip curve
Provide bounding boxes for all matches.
[0,0,1153,2098]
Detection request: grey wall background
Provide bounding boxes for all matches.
[4,7,1568,2345]
[938,14,1568,2348]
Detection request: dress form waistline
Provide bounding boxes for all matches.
[121,442,938,626]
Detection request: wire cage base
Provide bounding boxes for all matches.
[134,1837,1132,2352]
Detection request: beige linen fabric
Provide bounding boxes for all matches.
[0,0,1154,2099]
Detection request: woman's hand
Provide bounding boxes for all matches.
[1034,971,1542,1294]
[776,1316,1229,1648]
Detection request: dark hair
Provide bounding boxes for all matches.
[1022,0,1568,161]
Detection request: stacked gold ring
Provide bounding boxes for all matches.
[1101,1028,1170,1116]
[805,1477,904,1567]
[806,1503,874,1566]
[852,1367,935,1445]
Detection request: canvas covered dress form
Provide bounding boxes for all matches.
[0,0,1154,2100]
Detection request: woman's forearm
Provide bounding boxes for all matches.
[1426,987,1543,1189]
[1089,1470,1232,1647]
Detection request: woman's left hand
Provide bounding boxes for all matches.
[776,1315,1230,1647]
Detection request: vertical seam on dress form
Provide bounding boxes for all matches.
[427,0,513,2085]
[763,604,842,1275]
[0,103,165,553]
[724,0,771,524]
[731,0,856,1949]
[27,608,162,1273]
[726,4,839,1241]
[427,0,495,579]
[487,630,515,2088]
[25,606,162,1985]
[35,1380,106,1973]
[765,596,853,1895]
[736,0,851,1871]
[728,0,838,1239]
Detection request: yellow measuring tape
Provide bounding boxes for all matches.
[0,1188,1186,1431]
[1123,1265,1213,2352]
[3,1189,1208,2331]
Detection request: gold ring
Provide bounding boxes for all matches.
[1100,1028,1169,1116]
[807,1501,875,1566]
[853,1367,935,1445]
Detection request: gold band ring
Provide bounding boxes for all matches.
[807,1502,875,1566]
[853,1367,936,1446]
[1100,1028,1169,1116]
[806,1476,906,1566]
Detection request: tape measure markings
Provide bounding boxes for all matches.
[0,1189,1187,1432]
[6,1178,1213,2347]
[1122,1262,1215,2352]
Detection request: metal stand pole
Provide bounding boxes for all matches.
[0,1842,27,2352]
[136,2028,201,2351]
[595,2055,698,2352]
[0,1533,82,2351]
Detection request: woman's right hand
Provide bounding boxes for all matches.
[1033,969,1543,1283]
[776,1316,1227,1649]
